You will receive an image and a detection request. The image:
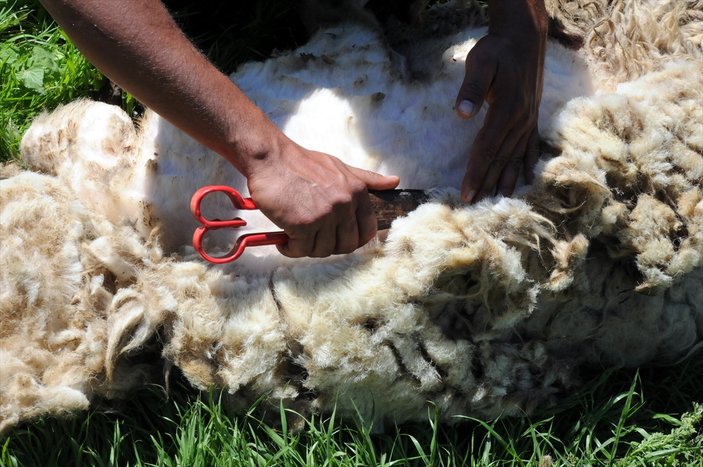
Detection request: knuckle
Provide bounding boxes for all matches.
[481,147,505,166]
[281,244,304,258]
[336,243,356,255]
[333,192,354,207]
[292,214,319,230]
[349,178,367,196]
[479,144,500,162]
[500,98,531,122]
[461,81,486,101]
[359,224,377,245]
[498,96,520,111]
[495,151,512,167]
[329,185,361,209]
[466,41,492,67]
[311,249,332,258]
[336,222,359,254]
[330,195,353,212]
[507,154,523,169]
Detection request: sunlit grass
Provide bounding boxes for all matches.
[0,0,305,163]
[0,0,105,162]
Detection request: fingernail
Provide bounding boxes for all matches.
[457,100,475,117]
[462,190,476,203]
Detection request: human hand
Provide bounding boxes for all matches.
[455,1,547,203]
[247,142,399,258]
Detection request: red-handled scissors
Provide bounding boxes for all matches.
[190,185,289,264]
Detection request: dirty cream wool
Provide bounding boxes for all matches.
[3,0,703,432]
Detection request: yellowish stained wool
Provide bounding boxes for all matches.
[3,0,703,432]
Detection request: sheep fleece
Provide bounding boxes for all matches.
[2,0,703,432]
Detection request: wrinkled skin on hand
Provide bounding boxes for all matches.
[455,0,547,203]
[247,141,400,258]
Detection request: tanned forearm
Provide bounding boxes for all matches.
[39,0,284,178]
[39,0,400,259]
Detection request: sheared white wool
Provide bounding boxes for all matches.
[3,0,703,433]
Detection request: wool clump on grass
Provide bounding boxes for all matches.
[2,0,703,433]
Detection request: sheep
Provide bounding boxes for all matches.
[2,0,703,433]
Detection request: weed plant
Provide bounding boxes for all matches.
[0,0,105,162]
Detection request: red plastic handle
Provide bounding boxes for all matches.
[190,185,288,263]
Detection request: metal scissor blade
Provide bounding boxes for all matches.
[369,189,429,230]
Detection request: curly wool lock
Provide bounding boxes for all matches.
[2,0,703,433]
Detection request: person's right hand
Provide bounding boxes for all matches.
[246,141,400,258]
[39,0,398,261]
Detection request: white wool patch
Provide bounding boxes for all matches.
[3,0,703,432]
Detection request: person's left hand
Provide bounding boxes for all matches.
[455,15,547,203]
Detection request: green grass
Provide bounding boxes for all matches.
[2,1,703,465]
[0,0,105,162]
[2,362,703,466]
[0,0,303,163]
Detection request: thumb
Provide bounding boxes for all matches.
[455,46,496,119]
[349,166,400,190]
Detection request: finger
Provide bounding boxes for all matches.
[332,197,360,254]
[348,166,400,190]
[475,126,524,201]
[455,41,497,119]
[277,229,316,258]
[356,192,377,247]
[310,220,337,258]
[497,129,531,197]
[524,126,540,185]
[460,110,512,203]
[334,215,359,255]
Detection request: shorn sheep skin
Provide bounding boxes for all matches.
[2,0,702,432]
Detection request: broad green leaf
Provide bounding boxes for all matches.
[29,44,60,72]
[17,66,44,92]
